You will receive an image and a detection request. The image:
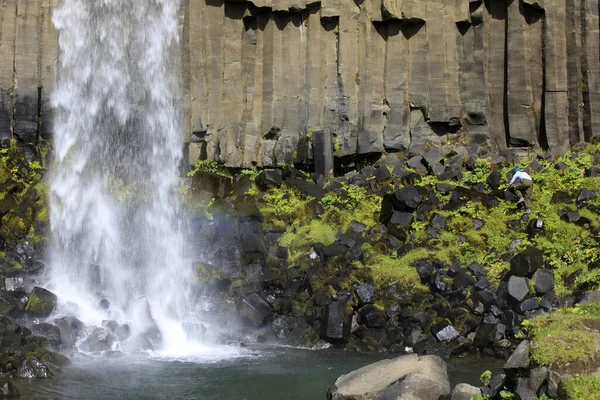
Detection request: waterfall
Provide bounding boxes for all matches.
[48,0,198,354]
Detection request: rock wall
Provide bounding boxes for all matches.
[2,0,600,166]
[0,0,57,145]
[183,0,600,166]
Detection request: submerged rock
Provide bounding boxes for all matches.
[0,378,20,398]
[327,354,450,400]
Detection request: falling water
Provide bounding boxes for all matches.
[48,0,200,354]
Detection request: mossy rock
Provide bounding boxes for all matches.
[25,287,57,318]
[0,213,28,241]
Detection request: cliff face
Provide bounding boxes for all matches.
[2,0,600,166]
[0,0,57,145]
[183,0,600,167]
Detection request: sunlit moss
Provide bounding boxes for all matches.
[527,304,600,370]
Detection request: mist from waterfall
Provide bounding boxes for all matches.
[48,0,201,355]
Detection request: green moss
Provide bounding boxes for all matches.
[187,160,231,178]
[562,376,600,400]
[25,291,54,315]
[527,305,600,369]
[194,262,223,285]
[361,244,428,290]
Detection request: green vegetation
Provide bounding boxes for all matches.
[360,244,427,290]
[562,376,600,400]
[187,160,231,178]
[527,303,600,371]
[0,140,49,247]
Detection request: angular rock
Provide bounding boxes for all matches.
[30,323,62,349]
[390,211,413,228]
[375,165,391,182]
[391,186,422,211]
[432,325,460,343]
[507,276,529,302]
[321,297,352,343]
[430,214,447,231]
[577,188,596,206]
[81,327,116,353]
[503,340,530,378]
[255,170,283,191]
[485,170,502,190]
[355,283,375,305]
[240,293,272,326]
[358,305,387,329]
[579,290,600,305]
[53,316,84,348]
[510,246,543,277]
[285,178,326,200]
[406,156,427,174]
[451,383,481,400]
[532,269,554,295]
[327,354,450,400]
[25,287,57,318]
[519,298,540,313]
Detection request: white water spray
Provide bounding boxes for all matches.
[48,0,202,355]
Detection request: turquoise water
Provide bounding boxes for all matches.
[18,347,504,400]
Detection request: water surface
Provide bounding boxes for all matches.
[19,347,504,400]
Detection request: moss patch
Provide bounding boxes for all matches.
[562,376,600,400]
[527,303,600,373]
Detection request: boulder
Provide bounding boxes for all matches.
[0,291,25,316]
[486,170,502,190]
[53,316,84,348]
[390,211,413,228]
[327,354,450,400]
[532,269,554,295]
[507,276,529,302]
[576,188,596,206]
[407,156,427,174]
[0,378,20,398]
[451,383,481,400]
[285,178,326,200]
[240,293,272,326]
[25,287,57,318]
[510,247,543,277]
[255,170,283,190]
[30,323,62,349]
[81,327,116,353]
[357,305,387,329]
[432,324,460,343]
[579,290,600,305]
[355,283,375,304]
[375,165,391,182]
[17,358,50,379]
[503,340,530,379]
[321,297,353,343]
[391,186,422,211]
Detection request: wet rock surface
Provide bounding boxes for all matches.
[327,354,450,400]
